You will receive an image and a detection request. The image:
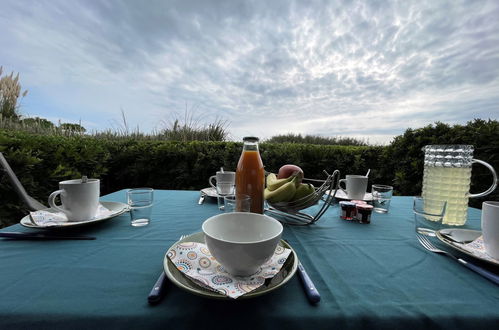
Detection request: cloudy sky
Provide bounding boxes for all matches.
[1,0,498,144]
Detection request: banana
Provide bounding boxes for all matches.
[264,176,298,203]
[266,173,278,187]
[291,183,315,202]
[266,173,297,191]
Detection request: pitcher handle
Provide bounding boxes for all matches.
[469,159,498,198]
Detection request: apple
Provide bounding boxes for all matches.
[277,164,304,183]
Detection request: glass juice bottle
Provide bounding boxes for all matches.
[236,137,265,214]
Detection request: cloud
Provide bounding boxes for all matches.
[0,0,498,144]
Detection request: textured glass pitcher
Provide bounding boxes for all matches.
[421,145,498,226]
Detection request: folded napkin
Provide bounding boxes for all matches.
[458,236,498,263]
[30,204,115,226]
[167,242,291,299]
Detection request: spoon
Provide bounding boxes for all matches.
[365,169,370,177]
[439,229,480,244]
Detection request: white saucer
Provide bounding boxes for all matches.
[200,187,219,198]
[20,201,129,229]
[325,189,373,201]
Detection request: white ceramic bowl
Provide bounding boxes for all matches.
[202,212,283,276]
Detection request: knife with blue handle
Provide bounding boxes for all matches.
[284,239,321,304]
[148,271,167,304]
[0,232,95,240]
[457,259,499,285]
[297,260,321,304]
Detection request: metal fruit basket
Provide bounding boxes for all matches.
[265,170,340,225]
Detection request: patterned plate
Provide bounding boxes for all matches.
[163,232,298,299]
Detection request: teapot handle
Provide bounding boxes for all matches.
[469,159,498,198]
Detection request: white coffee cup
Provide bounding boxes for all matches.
[209,171,235,195]
[48,178,100,221]
[339,175,368,200]
[482,201,499,259]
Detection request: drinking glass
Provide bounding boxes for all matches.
[413,197,447,236]
[127,188,154,227]
[372,184,393,213]
[223,194,251,213]
[217,183,236,210]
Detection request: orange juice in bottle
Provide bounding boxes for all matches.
[235,136,265,214]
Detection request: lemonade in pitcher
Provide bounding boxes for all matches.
[422,167,471,225]
[421,145,497,226]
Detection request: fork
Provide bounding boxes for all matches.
[416,233,499,285]
[148,235,187,304]
[198,193,206,205]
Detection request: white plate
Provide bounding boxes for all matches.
[436,229,499,266]
[325,189,373,201]
[200,187,219,198]
[20,201,129,229]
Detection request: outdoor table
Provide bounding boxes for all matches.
[0,190,498,329]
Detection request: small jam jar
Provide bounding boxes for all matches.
[356,204,374,224]
[339,201,357,220]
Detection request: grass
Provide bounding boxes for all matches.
[0,66,28,121]
[1,114,368,145]
[1,108,231,142]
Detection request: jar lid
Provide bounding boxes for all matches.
[351,200,367,205]
[356,204,373,210]
[340,201,356,207]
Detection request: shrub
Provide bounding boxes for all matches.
[265,133,368,146]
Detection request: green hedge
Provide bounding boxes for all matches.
[1,119,498,228]
[0,131,387,227]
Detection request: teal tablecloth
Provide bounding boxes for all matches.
[0,190,498,329]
